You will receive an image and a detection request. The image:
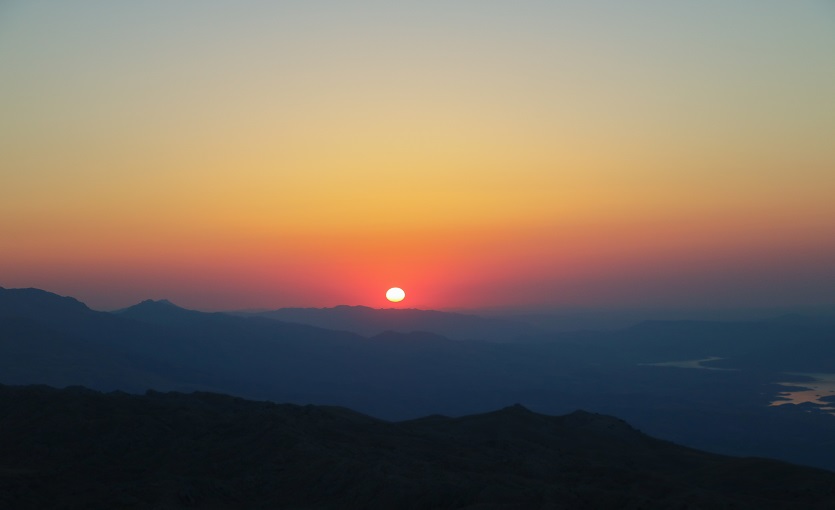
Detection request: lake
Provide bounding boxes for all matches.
[640,357,735,370]
[770,373,835,413]
[641,358,835,415]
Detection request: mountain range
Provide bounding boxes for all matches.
[2,384,834,509]
[1,286,834,472]
[233,304,542,342]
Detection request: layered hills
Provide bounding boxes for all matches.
[2,384,834,510]
[1,286,834,472]
[235,304,540,342]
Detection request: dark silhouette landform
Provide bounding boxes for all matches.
[2,384,835,509]
[1,286,834,473]
[236,304,542,342]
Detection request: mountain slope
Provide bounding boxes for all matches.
[114,298,206,325]
[3,287,835,472]
[0,286,94,322]
[241,304,540,342]
[1,384,834,510]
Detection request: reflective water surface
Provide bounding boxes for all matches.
[771,373,835,414]
[640,357,734,370]
[642,359,835,414]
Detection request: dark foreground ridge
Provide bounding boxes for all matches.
[2,385,834,509]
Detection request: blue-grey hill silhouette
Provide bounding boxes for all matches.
[238,304,542,342]
[2,384,835,509]
[1,286,834,471]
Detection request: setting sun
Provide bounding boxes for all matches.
[386,287,405,303]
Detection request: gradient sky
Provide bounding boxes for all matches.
[1,1,834,311]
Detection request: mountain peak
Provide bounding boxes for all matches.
[114,298,201,324]
[498,403,535,414]
[120,299,187,312]
[0,287,92,320]
[137,298,178,308]
[331,304,373,311]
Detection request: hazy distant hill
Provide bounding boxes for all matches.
[2,286,835,471]
[0,286,94,322]
[609,318,835,371]
[114,298,207,325]
[0,288,369,395]
[238,304,541,342]
[2,384,834,510]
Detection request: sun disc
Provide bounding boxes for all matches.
[386,287,405,302]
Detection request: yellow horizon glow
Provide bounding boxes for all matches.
[1,2,833,310]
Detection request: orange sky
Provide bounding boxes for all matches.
[1,2,834,311]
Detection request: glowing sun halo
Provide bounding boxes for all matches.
[386,287,405,303]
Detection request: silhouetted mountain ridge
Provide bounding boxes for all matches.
[3,287,835,472]
[0,287,93,321]
[239,304,541,342]
[115,298,217,326]
[2,384,834,509]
